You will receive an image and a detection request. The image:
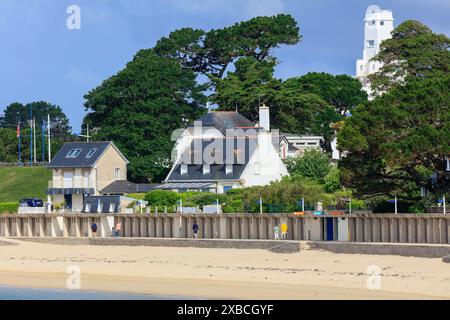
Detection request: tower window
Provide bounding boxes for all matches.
[380,21,385,26]
[367,40,375,47]
[180,164,188,175]
[368,20,375,26]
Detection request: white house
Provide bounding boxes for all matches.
[163,105,289,193]
[356,5,394,98]
[279,133,324,160]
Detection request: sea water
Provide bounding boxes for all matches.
[0,286,195,300]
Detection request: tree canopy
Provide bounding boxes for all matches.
[213,58,354,151]
[0,101,72,163]
[338,75,450,199]
[369,20,450,95]
[84,49,206,182]
[155,14,300,80]
[339,21,450,200]
[1,101,72,139]
[285,149,332,183]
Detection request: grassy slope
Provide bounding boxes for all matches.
[0,167,51,202]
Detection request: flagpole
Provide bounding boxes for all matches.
[259,197,263,214]
[42,119,45,163]
[47,114,51,162]
[17,112,21,165]
[29,105,32,165]
[33,117,37,164]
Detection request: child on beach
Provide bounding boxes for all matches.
[273,224,280,240]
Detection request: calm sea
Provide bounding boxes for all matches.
[0,286,196,300]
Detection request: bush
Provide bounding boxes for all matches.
[0,202,19,214]
[285,149,332,183]
[144,190,180,207]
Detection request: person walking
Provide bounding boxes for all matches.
[193,220,199,239]
[91,222,98,237]
[281,222,288,240]
[115,221,122,237]
[273,224,280,240]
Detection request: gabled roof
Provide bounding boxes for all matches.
[166,137,257,182]
[48,141,129,168]
[193,111,258,135]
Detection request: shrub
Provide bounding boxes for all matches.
[144,190,180,207]
[285,149,332,183]
[0,202,19,214]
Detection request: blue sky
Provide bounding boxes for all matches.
[1,0,449,132]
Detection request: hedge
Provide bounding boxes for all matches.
[0,202,19,214]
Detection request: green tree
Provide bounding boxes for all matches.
[338,75,450,199]
[213,58,340,150]
[1,101,72,139]
[285,149,332,183]
[0,128,17,162]
[84,49,206,182]
[283,72,368,116]
[155,14,300,80]
[369,20,450,95]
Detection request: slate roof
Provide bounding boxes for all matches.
[48,141,128,168]
[101,180,158,194]
[193,111,258,135]
[166,137,257,181]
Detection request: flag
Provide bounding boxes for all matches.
[16,122,20,138]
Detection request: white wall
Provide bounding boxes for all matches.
[240,132,289,187]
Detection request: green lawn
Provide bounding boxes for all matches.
[0,167,51,203]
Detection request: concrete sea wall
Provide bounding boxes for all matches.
[1,213,449,245]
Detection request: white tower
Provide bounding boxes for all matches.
[356,5,394,98]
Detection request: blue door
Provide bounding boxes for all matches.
[326,218,334,241]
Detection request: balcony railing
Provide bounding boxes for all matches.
[48,180,95,189]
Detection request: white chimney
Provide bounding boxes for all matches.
[259,104,270,132]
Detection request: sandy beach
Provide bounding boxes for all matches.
[0,239,449,299]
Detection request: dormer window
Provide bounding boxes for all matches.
[203,164,210,175]
[180,164,188,175]
[225,164,233,175]
[66,149,81,158]
[86,148,97,158]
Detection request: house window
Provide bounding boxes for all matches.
[97,200,103,213]
[367,40,375,47]
[223,186,233,193]
[368,20,375,26]
[380,21,385,26]
[85,203,91,213]
[225,164,233,175]
[180,164,188,175]
[109,203,116,213]
[203,164,210,175]
[114,168,121,180]
[85,148,97,158]
[66,149,81,158]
